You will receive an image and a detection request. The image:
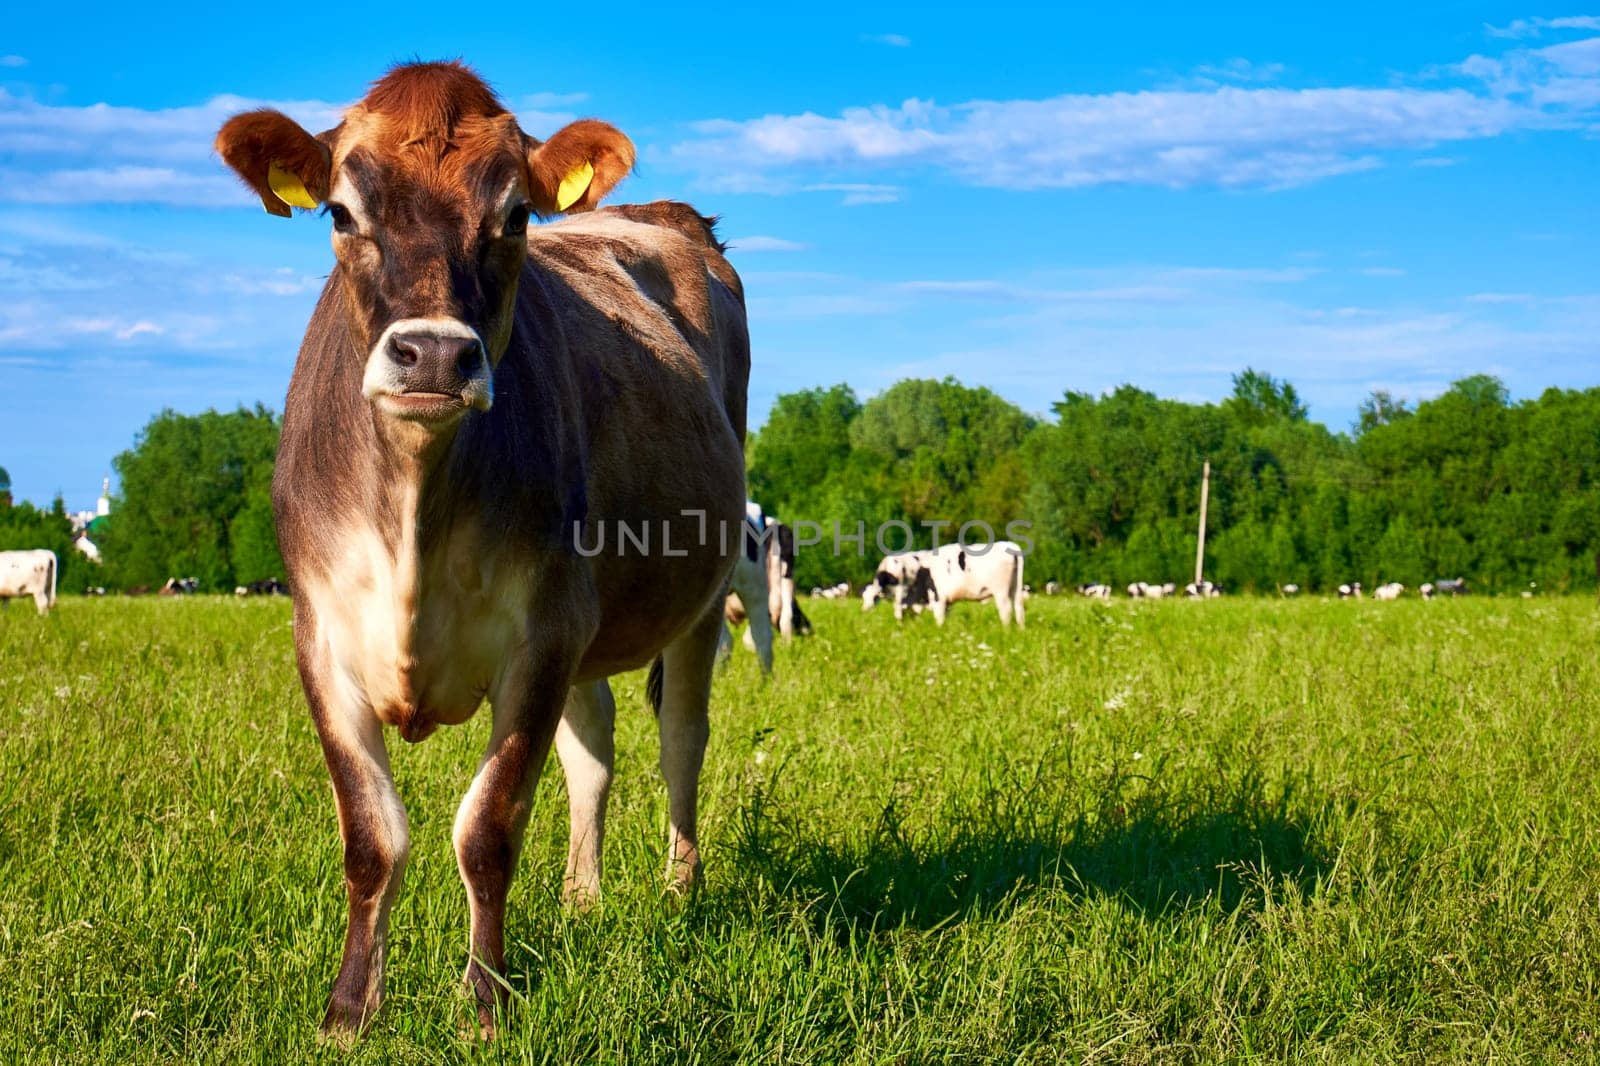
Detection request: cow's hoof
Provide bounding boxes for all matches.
[318,994,377,1043]
[460,1014,498,1042]
[463,962,509,1040]
[562,881,602,912]
[664,863,702,900]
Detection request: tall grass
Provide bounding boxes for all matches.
[1,595,1596,1062]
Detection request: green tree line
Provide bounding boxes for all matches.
[0,407,283,593]
[750,372,1600,594]
[7,371,1596,595]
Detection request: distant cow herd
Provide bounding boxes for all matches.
[0,541,1508,622]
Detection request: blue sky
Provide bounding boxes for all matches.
[2,3,1597,507]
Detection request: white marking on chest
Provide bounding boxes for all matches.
[305,502,529,738]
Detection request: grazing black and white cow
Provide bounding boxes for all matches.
[723,507,811,666]
[759,514,811,638]
[1373,582,1405,601]
[721,514,776,673]
[216,63,750,1036]
[811,581,851,599]
[1435,577,1469,597]
[1128,581,1176,600]
[235,577,291,596]
[1338,582,1363,599]
[867,542,1026,626]
[1044,581,1060,596]
[0,550,57,614]
[1419,583,1435,600]
[1279,583,1301,597]
[862,549,929,617]
[751,506,794,638]
[1077,583,1113,600]
[1184,581,1221,599]
[160,577,200,596]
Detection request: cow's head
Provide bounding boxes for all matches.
[216,62,633,433]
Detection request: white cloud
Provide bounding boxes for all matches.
[664,31,1600,194]
[1359,266,1407,276]
[0,165,245,206]
[1189,58,1287,86]
[214,267,324,296]
[728,235,809,252]
[0,88,345,208]
[1486,15,1600,39]
[665,86,1542,193]
[0,224,323,356]
[862,34,911,48]
[0,55,26,68]
[116,321,165,341]
[802,181,901,204]
[1455,34,1600,108]
[0,88,344,164]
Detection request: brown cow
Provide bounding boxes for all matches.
[215,62,750,1038]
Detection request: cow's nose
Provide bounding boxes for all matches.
[389,332,483,379]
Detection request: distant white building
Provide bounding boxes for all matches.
[71,477,111,560]
[70,476,111,531]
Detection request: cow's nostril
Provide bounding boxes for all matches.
[455,340,484,376]
[390,334,421,368]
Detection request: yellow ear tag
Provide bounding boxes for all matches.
[267,162,319,210]
[555,160,594,212]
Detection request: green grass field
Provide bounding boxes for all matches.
[2,594,1598,1063]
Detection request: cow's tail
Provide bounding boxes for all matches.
[1011,549,1026,627]
[646,655,665,716]
[790,598,814,637]
[48,551,57,609]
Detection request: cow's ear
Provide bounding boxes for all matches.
[215,109,332,218]
[525,119,635,216]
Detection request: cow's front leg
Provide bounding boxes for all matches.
[452,649,574,1037]
[299,643,410,1037]
[554,679,615,908]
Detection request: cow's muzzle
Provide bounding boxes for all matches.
[363,317,494,422]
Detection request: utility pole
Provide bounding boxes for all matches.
[1194,459,1211,587]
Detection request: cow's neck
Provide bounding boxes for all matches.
[367,418,460,669]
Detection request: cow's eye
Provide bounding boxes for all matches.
[326,203,356,234]
[504,204,530,237]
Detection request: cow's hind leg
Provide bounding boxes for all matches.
[555,679,616,909]
[651,606,719,891]
[995,592,1014,626]
[453,649,574,1037]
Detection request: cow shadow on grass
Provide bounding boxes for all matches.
[726,775,1334,934]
